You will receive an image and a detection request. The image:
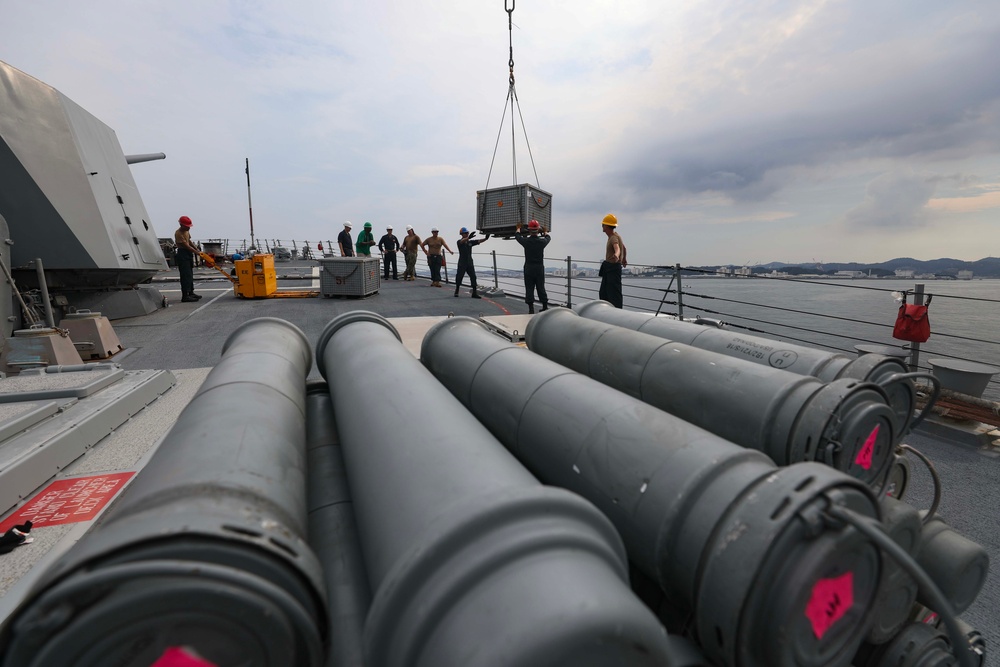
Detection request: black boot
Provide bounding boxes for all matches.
[540,302,548,311]
[471,288,481,299]
[0,521,32,554]
[528,303,535,314]
[454,289,460,297]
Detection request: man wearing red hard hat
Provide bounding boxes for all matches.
[514,219,550,314]
[174,216,201,302]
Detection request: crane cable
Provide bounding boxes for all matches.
[482,0,541,195]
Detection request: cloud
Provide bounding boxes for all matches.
[844,170,937,228]
[927,186,1000,213]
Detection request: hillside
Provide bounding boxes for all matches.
[720,257,1000,278]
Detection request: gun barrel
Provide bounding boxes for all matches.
[124,152,166,164]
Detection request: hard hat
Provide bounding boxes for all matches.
[431,227,439,232]
[406,225,413,231]
[364,222,372,229]
[460,227,469,234]
[387,225,393,230]
[602,213,618,227]
[178,215,192,227]
[344,221,353,228]
[527,219,541,231]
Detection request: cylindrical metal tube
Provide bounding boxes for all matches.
[305,380,370,667]
[124,152,166,164]
[526,308,897,484]
[0,317,326,667]
[315,311,674,667]
[576,299,916,435]
[853,621,956,667]
[421,316,883,667]
[32,258,55,328]
[915,514,990,614]
[867,497,922,644]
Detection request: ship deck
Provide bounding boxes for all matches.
[0,260,997,661]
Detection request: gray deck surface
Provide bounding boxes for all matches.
[0,259,996,662]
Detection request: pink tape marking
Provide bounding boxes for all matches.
[150,647,218,667]
[805,571,854,639]
[854,424,879,470]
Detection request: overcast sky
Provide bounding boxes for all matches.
[4,1,999,267]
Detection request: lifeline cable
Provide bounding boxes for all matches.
[824,505,978,667]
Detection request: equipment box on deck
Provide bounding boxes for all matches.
[476,184,552,237]
[320,257,380,297]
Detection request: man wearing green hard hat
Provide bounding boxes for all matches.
[355,221,376,256]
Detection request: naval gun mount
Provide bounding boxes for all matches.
[0,59,168,323]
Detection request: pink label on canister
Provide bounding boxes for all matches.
[150,647,217,667]
[854,425,879,470]
[805,571,854,639]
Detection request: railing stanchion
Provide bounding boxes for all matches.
[910,283,925,373]
[566,256,573,308]
[492,250,499,290]
[676,263,684,320]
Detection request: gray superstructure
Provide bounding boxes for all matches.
[0,60,165,295]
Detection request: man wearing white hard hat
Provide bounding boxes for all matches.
[401,225,422,281]
[419,227,453,287]
[338,222,354,257]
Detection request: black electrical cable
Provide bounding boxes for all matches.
[898,444,942,523]
[825,505,976,667]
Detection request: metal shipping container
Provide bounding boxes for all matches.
[320,257,380,297]
[476,184,552,237]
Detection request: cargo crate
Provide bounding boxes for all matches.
[320,257,380,297]
[476,184,552,237]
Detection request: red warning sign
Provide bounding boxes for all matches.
[854,425,879,470]
[805,571,854,639]
[0,472,134,532]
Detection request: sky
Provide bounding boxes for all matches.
[4,0,1000,268]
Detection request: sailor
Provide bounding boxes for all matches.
[401,225,422,281]
[420,228,453,287]
[174,215,202,302]
[356,222,376,256]
[378,226,401,280]
[338,222,354,257]
[454,227,490,298]
[599,213,627,308]
[514,219,550,313]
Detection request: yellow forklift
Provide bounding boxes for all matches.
[199,252,318,299]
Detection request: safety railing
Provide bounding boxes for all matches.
[190,240,1000,401]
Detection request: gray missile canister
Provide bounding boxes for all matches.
[305,381,370,667]
[0,318,326,667]
[315,311,675,667]
[853,621,958,667]
[915,514,990,615]
[576,299,918,436]
[866,497,922,644]
[525,307,897,484]
[421,316,883,667]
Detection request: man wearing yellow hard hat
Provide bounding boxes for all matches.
[599,213,627,308]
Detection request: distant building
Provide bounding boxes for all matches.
[735,266,752,277]
[836,270,866,278]
[957,270,973,280]
[717,267,733,277]
[894,269,915,278]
